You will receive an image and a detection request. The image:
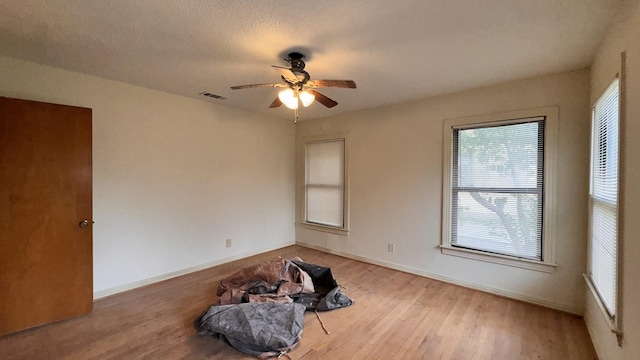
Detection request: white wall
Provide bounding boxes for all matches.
[0,56,296,297]
[296,69,591,314]
[586,0,640,358]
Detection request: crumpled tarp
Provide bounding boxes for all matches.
[291,260,353,311]
[194,302,305,358]
[215,257,353,311]
[194,257,353,358]
[216,257,315,305]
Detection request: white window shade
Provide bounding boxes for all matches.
[589,79,619,316]
[305,140,345,228]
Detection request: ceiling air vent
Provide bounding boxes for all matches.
[200,92,226,100]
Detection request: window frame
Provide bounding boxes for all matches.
[299,134,350,236]
[586,77,621,328]
[441,107,558,273]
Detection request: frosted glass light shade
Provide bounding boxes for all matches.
[299,90,315,107]
[278,88,298,109]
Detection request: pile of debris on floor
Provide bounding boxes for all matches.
[194,257,353,359]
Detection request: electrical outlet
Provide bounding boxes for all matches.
[388,243,395,253]
[226,238,232,248]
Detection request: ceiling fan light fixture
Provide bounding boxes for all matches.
[230,51,356,114]
[278,88,298,109]
[299,90,315,107]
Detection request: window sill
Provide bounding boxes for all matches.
[298,222,350,236]
[583,273,621,331]
[439,245,557,273]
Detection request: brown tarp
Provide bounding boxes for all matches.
[216,257,315,305]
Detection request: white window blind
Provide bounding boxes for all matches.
[451,118,545,260]
[589,79,619,316]
[305,139,345,228]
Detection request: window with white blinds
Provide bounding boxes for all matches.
[589,79,619,317]
[450,118,545,260]
[305,139,346,229]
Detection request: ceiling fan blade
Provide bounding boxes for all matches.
[309,90,338,108]
[230,83,286,90]
[272,66,299,83]
[306,79,357,89]
[269,97,282,108]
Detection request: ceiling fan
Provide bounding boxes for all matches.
[230,52,356,111]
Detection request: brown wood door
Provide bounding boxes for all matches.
[0,96,93,336]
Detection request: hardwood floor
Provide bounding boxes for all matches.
[0,246,596,359]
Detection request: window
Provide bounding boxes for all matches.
[588,79,619,317]
[302,136,349,235]
[441,108,558,272]
[452,120,544,259]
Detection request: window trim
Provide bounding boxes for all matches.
[441,107,558,272]
[299,133,350,236]
[586,74,623,340]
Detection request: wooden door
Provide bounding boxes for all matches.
[0,97,93,335]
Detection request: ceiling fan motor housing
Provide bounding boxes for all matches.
[287,52,306,70]
[285,52,310,85]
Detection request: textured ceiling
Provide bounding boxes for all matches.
[0,0,620,120]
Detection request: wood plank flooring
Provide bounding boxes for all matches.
[0,246,596,359]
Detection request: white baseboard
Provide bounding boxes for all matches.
[296,241,583,316]
[93,241,296,300]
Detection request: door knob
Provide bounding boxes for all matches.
[78,219,90,228]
